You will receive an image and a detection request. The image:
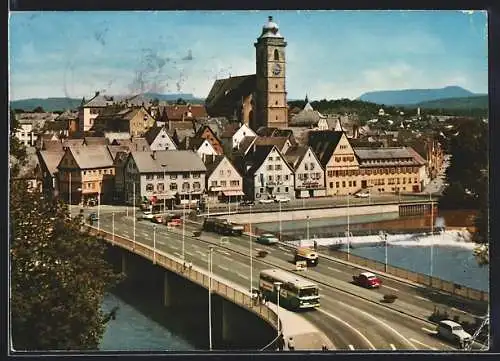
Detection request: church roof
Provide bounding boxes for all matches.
[205,75,256,117]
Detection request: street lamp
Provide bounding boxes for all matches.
[384,232,388,272]
[162,164,167,214]
[274,281,282,339]
[153,224,157,264]
[306,215,310,244]
[208,246,214,351]
[346,192,350,261]
[429,191,434,278]
[279,201,282,241]
[133,181,136,249]
[112,212,115,246]
[182,199,186,260]
[69,171,72,218]
[249,204,253,293]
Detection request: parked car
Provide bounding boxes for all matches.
[258,198,274,204]
[274,196,291,203]
[352,272,382,288]
[355,190,370,198]
[239,200,255,206]
[436,320,472,348]
[256,233,279,245]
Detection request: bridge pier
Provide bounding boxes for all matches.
[163,272,172,307]
[121,252,127,275]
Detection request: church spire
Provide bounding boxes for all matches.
[305,94,309,104]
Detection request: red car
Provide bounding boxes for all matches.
[352,272,382,288]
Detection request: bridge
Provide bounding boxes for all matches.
[86,203,487,351]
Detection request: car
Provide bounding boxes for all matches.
[355,191,370,198]
[88,212,99,222]
[239,200,255,206]
[137,211,155,220]
[259,198,274,204]
[352,272,382,288]
[274,196,290,203]
[256,233,279,245]
[436,320,472,348]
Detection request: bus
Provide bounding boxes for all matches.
[259,268,320,310]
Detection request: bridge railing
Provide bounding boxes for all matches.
[88,227,281,342]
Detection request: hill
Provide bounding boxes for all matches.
[415,95,488,110]
[358,86,478,105]
[10,93,206,112]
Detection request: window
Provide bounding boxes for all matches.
[310,163,315,170]
[275,101,278,105]
[193,173,200,178]
[146,174,154,180]
[267,165,273,171]
[170,183,178,191]
[83,171,86,175]
[353,181,357,187]
[285,175,289,181]
[274,49,279,61]
[227,170,231,176]
[183,173,190,179]
[220,169,224,176]
[330,182,334,188]
[230,180,239,187]
[98,170,102,175]
[277,175,282,181]
[146,183,154,192]
[285,187,288,192]
[260,188,264,193]
[182,182,190,191]
[348,181,352,187]
[275,164,282,171]
[221,180,227,187]
[327,170,334,177]
[342,181,346,187]
[170,174,178,180]
[414,178,418,183]
[335,157,341,162]
[304,163,308,171]
[403,178,406,184]
[269,157,273,161]
[193,182,201,190]
[268,175,273,181]
[277,187,280,192]
[211,181,217,187]
[336,181,340,188]
[157,174,164,179]
[157,183,164,191]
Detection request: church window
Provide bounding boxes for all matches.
[275,84,278,89]
[274,49,279,61]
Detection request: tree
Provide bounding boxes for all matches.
[10,183,123,350]
[176,98,187,105]
[9,109,27,178]
[33,106,45,113]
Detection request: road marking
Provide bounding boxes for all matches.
[421,327,436,334]
[142,232,150,237]
[223,256,233,262]
[383,285,399,292]
[348,345,354,350]
[196,250,206,257]
[342,303,417,350]
[409,338,437,350]
[278,246,288,251]
[218,265,229,271]
[390,344,396,350]
[157,241,166,245]
[317,308,376,350]
[327,266,342,273]
[171,245,180,250]
[186,251,194,257]
[173,252,182,258]
[236,273,249,280]
[413,295,430,302]
[217,249,231,256]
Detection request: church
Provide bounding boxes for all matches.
[205,16,288,132]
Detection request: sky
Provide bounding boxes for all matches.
[9,10,488,101]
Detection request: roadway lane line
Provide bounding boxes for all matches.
[186,251,194,257]
[342,303,417,350]
[236,273,249,280]
[217,250,231,256]
[218,265,229,271]
[409,338,437,350]
[382,285,399,292]
[196,250,206,257]
[348,345,355,350]
[142,232,150,237]
[413,295,430,302]
[451,307,467,314]
[173,252,182,258]
[390,344,396,350]
[157,241,166,245]
[327,266,342,273]
[223,256,233,262]
[171,245,180,250]
[278,246,288,251]
[317,308,376,350]
[421,327,436,334]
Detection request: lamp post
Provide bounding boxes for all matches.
[69,171,72,217]
[347,192,350,261]
[208,246,214,351]
[279,201,282,241]
[429,191,434,278]
[249,204,253,293]
[112,211,115,246]
[274,281,282,339]
[133,181,136,249]
[182,199,186,260]
[384,232,388,272]
[162,164,167,214]
[153,224,157,264]
[306,215,310,243]
[97,190,101,230]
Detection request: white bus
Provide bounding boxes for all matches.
[259,268,320,310]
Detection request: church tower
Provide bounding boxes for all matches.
[254,16,288,130]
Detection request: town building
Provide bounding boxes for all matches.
[204,155,244,204]
[37,150,65,195]
[56,145,115,205]
[284,146,326,198]
[92,106,156,137]
[242,145,295,201]
[193,125,224,155]
[144,125,177,151]
[124,150,207,207]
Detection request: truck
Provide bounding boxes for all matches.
[203,217,244,236]
[293,247,319,266]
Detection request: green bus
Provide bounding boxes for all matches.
[259,268,320,311]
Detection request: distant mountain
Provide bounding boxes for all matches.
[10,97,82,112]
[10,93,206,112]
[358,86,479,106]
[415,95,488,110]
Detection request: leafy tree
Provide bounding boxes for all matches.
[33,106,45,113]
[10,183,123,350]
[9,109,27,178]
[151,98,160,106]
[176,98,187,105]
